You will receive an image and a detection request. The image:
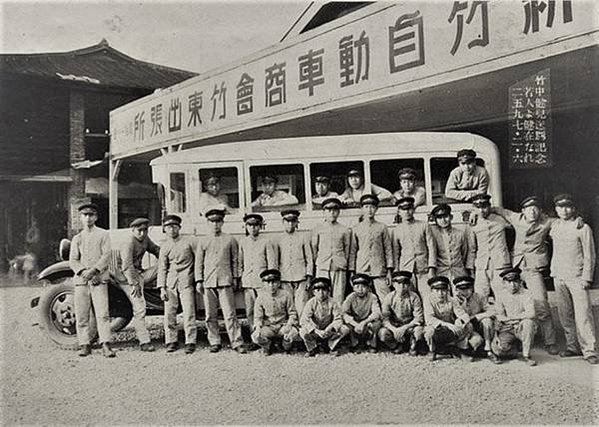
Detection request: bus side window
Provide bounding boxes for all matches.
[370,158,425,208]
[249,164,305,212]
[431,157,487,204]
[198,167,240,215]
[169,172,186,213]
[310,161,363,209]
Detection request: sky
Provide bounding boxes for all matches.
[0,0,309,73]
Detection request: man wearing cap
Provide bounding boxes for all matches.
[251,175,299,208]
[195,209,246,353]
[467,194,512,300]
[492,267,538,366]
[312,175,340,206]
[549,194,597,364]
[273,209,313,317]
[342,273,382,352]
[310,197,352,305]
[430,204,475,285]
[300,277,350,357]
[115,217,160,352]
[378,271,425,355]
[252,269,300,355]
[423,276,468,361]
[339,168,393,206]
[452,276,497,363]
[393,168,426,208]
[158,214,198,354]
[444,149,489,202]
[69,203,115,358]
[239,213,276,334]
[392,196,437,302]
[349,194,394,302]
[198,175,230,214]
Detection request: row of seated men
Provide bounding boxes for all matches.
[70,187,597,364]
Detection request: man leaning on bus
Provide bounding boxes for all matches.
[444,149,490,202]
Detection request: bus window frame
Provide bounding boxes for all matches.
[167,167,190,215]
[195,161,245,214]
[307,158,367,212]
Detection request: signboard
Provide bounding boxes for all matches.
[508,69,553,168]
[110,1,597,158]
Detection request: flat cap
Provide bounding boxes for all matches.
[243,213,263,225]
[260,269,281,281]
[130,217,150,228]
[471,193,492,206]
[78,203,99,214]
[553,193,575,207]
[453,276,475,289]
[431,204,452,218]
[322,197,342,210]
[351,273,372,286]
[162,214,182,227]
[397,168,417,180]
[205,209,225,222]
[347,169,362,177]
[396,196,415,210]
[391,271,413,283]
[310,277,332,291]
[262,175,278,183]
[360,194,379,206]
[281,209,300,220]
[314,175,331,183]
[457,149,477,161]
[500,267,522,281]
[428,276,450,289]
[520,196,540,209]
[205,175,220,185]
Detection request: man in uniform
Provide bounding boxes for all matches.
[392,196,436,301]
[252,269,300,355]
[349,194,394,302]
[198,175,230,214]
[378,271,425,355]
[195,209,246,354]
[251,175,298,208]
[157,214,197,354]
[69,203,115,358]
[273,209,314,317]
[310,197,352,305]
[339,169,393,206]
[393,168,426,208]
[342,273,382,352]
[491,267,538,366]
[444,149,489,202]
[550,194,598,364]
[116,217,160,352]
[300,277,350,357]
[312,175,340,206]
[468,194,512,300]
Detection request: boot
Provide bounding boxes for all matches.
[102,343,116,358]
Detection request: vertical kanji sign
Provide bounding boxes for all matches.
[508,69,552,169]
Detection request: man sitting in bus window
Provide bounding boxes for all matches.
[444,149,489,202]
[312,175,339,206]
[393,168,426,208]
[339,169,393,206]
[198,175,230,215]
[251,175,299,208]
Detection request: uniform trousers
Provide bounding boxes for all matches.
[243,288,259,330]
[203,286,244,349]
[412,272,431,303]
[163,285,197,345]
[348,320,382,348]
[75,282,112,345]
[466,318,494,351]
[474,260,509,300]
[300,324,350,351]
[378,324,424,349]
[491,318,537,358]
[282,279,309,317]
[371,276,391,303]
[554,277,597,358]
[252,323,299,350]
[117,282,150,344]
[315,269,347,306]
[521,269,556,346]
[423,324,468,352]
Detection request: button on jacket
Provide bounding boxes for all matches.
[157,236,196,290]
[69,226,111,285]
[342,292,381,323]
[300,297,343,333]
[381,290,424,327]
[494,289,535,320]
[423,295,458,328]
[444,165,489,202]
[273,232,314,282]
[349,220,393,277]
[239,235,276,289]
[120,235,160,284]
[550,219,596,282]
[392,219,436,273]
[469,213,511,271]
[254,288,298,329]
[195,232,239,288]
[430,225,474,276]
[311,221,352,273]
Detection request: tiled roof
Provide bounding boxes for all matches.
[0,39,196,90]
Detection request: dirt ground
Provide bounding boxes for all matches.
[1,283,598,425]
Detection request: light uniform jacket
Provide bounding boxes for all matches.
[430,225,474,277]
[342,292,381,323]
[195,232,239,288]
[469,213,512,270]
[453,292,493,322]
[381,290,424,328]
[198,192,229,214]
[300,296,343,332]
[444,165,489,201]
[273,232,314,282]
[157,236,196,290]
[423,294,458,328]
[254,288,298,329]
[392,219,436,274]
[120,234,160,284]
[494,288,535,321]
[392,186,426,207]
[311,221,352,274]
[251,190,298,208]
[349,220,393,277]
[69,226,111,285]
[239,234,276,289]
[549,219,596,282]
[339,184,393,204]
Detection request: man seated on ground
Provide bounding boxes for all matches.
[491,267,538,367]
[342,273,382,353]
[251,175,298,208]
[252,269,300,356]
[339,169,393,206]
[312,175,340,206]
[393,168,426,208]
[378,271,425,355]
[452,276,497,363]
[300,277,350,357]
[444,149,489,202]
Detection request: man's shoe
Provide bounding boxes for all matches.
[248,343,261,352]
[102,343,116,358]
[487,351,502,365]
[393,346,404,355]
[209,344,221,353]
[367,347,378,354]
[140,343,155,352]
[545,344,559,355]
[408,347,418,356]
[560,349,582,358]
[461,353,475,362]
[331,349,342,357]
[234,346,247,354]
[305,349,317,358]
[78,344,91,357]
[184,344,196,354]
[523,356,537,367]
[262,346,272,356]
[584,355,598,365]
[429,351,437,362]
[166,342,179,353]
